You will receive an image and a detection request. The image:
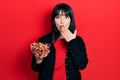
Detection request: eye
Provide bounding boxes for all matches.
[55,15,60,19]
[65,15,70,19]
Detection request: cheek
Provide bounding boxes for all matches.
[65,20,71,28]
[55,19,60,25]
[54,20,61,30]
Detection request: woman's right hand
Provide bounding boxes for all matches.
[30,42,50,63]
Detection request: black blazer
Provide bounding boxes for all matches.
[31,32,88,80]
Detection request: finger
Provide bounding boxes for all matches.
[43,53,48,57]
[40,53,45,58]
[61,26,70,36]
[61,30,67,39]
[34,53,39,58]
[61,28,67,38]
[74,30,77,36]
[46,50,50,54]
[64,26,72,33]
[61,27,72,38]
[62,26,69,33]
[60,26,66,33]
[64,27,74,37]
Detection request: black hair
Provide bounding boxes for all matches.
[51,3,76,42]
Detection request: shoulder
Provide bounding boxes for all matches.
[37,32,52,43]
[76,35,84,42]
[76,35,86,45]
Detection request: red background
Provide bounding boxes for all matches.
[0,0,120,80]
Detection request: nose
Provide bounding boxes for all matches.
[60,17,64,24]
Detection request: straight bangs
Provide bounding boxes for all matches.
[54,9,70,18]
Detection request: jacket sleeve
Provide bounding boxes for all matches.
[68,36,88,70]
[31,54,45,71]
[31,36,46,72]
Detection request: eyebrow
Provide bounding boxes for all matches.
[57,14,65,16]
[56,11,69,17]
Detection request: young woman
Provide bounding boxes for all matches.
[31,3,88,80]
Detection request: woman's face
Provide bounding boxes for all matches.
[54,10,71,31]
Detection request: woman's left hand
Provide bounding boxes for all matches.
[60,26,76,42]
